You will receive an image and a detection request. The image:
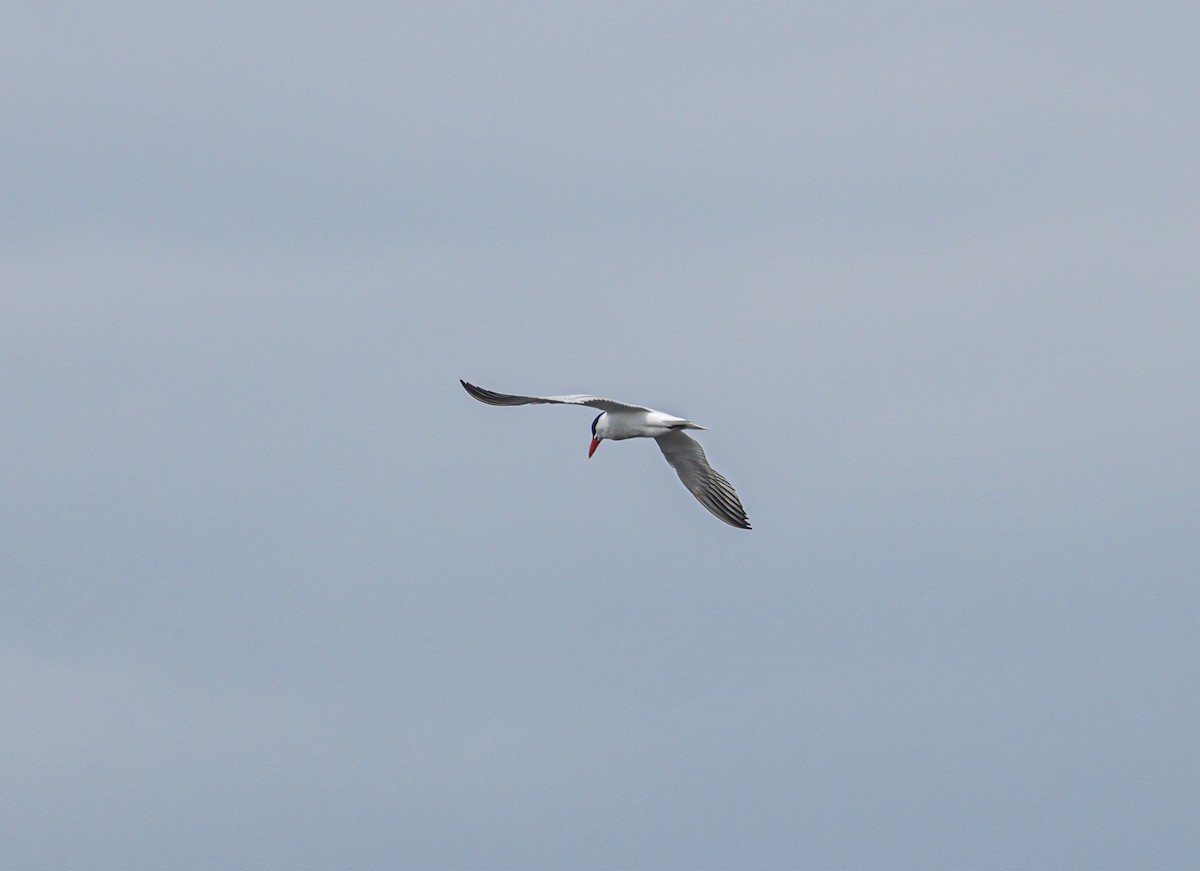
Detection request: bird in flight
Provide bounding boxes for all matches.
[460,379,751,529]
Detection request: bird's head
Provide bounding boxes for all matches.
[588,412,604,458]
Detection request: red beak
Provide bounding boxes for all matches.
[588,436,600,458]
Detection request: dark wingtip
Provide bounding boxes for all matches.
[460,379,515,406]
[727,507,752,530]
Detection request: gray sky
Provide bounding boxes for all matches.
[3,3,1197,869]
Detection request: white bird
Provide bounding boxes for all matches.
[460,379,751,529]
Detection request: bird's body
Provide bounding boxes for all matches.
[460,379,751,529]
[594,408,702,441]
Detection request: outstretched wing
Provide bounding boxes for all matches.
[460,380,651,413]
[655,430,751,529]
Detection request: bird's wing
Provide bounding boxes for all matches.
[460,380,651,413]
[655,430,751,529]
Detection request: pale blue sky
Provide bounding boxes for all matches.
[2,3,1197,868]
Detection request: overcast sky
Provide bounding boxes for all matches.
[2,3,1197,869]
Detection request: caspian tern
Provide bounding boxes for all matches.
[460,379,751,529]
